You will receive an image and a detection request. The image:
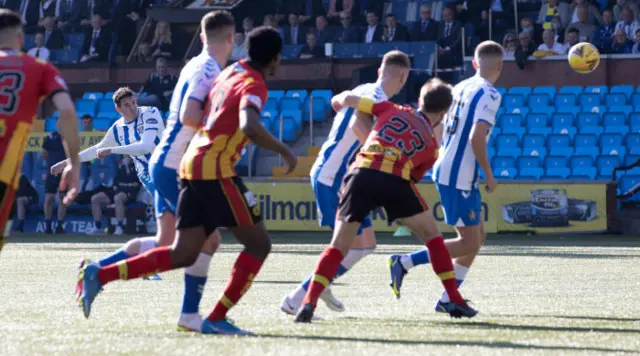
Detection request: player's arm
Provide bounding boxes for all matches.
[51,92,80,166]
[471,91,500,193]
[349,111,374,143]
[105,110,162,156]
[180,66,218,130]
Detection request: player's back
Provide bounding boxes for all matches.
[151,50,222,170]
[434,75,500,191]
[0,51,66,186]
[181,60,267,180]
[311,82,387,189]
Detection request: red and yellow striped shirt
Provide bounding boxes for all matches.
[353,99,439,182]
[0,51,67,187]
[180,60,267,180]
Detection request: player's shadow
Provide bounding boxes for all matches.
[257,334,636,353]
[498,314,640,323]
[430,320,640,334]
[479,251,638,260]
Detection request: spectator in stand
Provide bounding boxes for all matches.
[502,32,518,57]
[150,20,174,59]
[27,32,50,61]
[359,0,384,23]
[134,41,153,63]
[592,9,616,53]
[19,0,42,32]
[40,0,57,18]
[437,8,462,83]
[538,0,570,30]
[138,57,177,110]
[566,5,596,42]
[230,33,247,61]
[88,157,141,236]
[282,13,306,45]
[515,30,536,59]
[615,7,640,39]
[611,27,634,52]
[13,175,38,233]
[521,16,542,45]
[263,14,278,28]
[614,0,639,23]
[327,0,357,26]
[1,0,21,12]
[78,0,111,28]
[54,0,85,32]
[39,16,64,50]
[363,11,384,43]
[293,0,326,26]
[299,31,325,58]
[564,27,580,52]
[551,16,566,43]
[411,4,439,42]
[314,15,335,46]
[81,114,94,132]
[632,28,640,53]
[110,0,151,63]
[80,14,110,62]
[335,11,361,43]
[537,29,565,54]
[242,17,255,37]
[569,0,603,25]
[42,131,68,235]
[383,13,409,42]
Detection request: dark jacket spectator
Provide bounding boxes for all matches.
[39,17,65,50]
[515,31,537,69]
[281,13,306,45]
[56,0,85,32]
[454,0,492,28]
[0,0,21,11]
[80,14,111,62]
[327,0,359,25]
[411,4,439,41]
[611,28,634,53]
[290,0,326,26]
[314,15,336,46]
[592,9,616,53]
[138,57,178,110]
[363,11,384,43]
[384,14,410,42]
[437,9,462,57]
[150,20,174,59]
[335,11,361,43]
[359,0,384,23]
[299,32,326,58]
[19,0,42,32]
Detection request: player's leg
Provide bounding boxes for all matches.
[89,191,110,234]
[43,192,55,234]
[55,190,67,234]
[15,196,29,232]
[0,182,17,255]
[112,191,128,235]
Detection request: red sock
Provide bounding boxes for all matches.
[97,246,174,285]
[207,251,264,321]
[302,247,344,308]
[426,237,464,304]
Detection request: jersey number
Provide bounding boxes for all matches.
[204,86,227,130]
[379,116,425,158]
[0,71,25,116]
[445,98,463,135]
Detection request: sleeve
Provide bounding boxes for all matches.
[110,130,156,156]
[140,107,162,131]
[40,62,68,98]
[357,100,393,117]
[239,79,268,113]
[78,125,118,162]
[473,90,501,127]
[185,61,219,105]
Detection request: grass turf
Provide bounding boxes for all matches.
[0,232,639,355]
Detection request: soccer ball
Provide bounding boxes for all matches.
[568,42,600,74]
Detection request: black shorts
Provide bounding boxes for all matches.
[176,177,262,236]
[338,168,429,224]
[45,173,62,194]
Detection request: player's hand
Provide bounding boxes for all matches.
[96,148,112,159]
[50,161,68,176]
[485,175,498,193]
[331,95,345,112]
[59,162,80,205]
[281,148,297,175]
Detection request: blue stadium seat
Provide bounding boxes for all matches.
[603,112,627,126]
[360,43,394,57]
[545,167,570,179]
[576,112,600,128]
[496,134,519,150]
[552,127,577,139]
[526,113,548,128]
[522,147,547,158]
[93,118,111,131]
[574,133,598,147]
[545,156,567,169]
[281,44,304,59]
[492,156,516,169]
[409,41,437,55]
[310,89,333,104]
[626,133,640,148]
[580,104,606,116]
[495,87,507,96]
[386,42,411,54]
[527,94,550,108]
[44,118,57,132]
[626,167,640,176]
[304,97,328,121]
[611,85,635,99]
[549,147,574,158]
[502,94,525,109]
[604,125,630,136]
[533,86,556,97]
[504,107,529,116]
[102,91,114,100]
[600,133,624,148]
[286,90,308,101]
[500,113,522,128]
[279,116,299,142]
[522,134,545,148]
[97,99,116,114]
[571,155,594,169]
[567,175,590,180]
[51,49,79,64]
[488,147,496,158]
[517,155,541,169]
[502,127,526,139]
[268,90,285,102]
[264,97,279,112]
[575,146,600,159]
[547,134,570,148]
[630,113,640,129]
[489,128,500,146]
[558,107,579,117]
[625,154,640,165]
[529,127,552,136]
[497,147,522,158]
[585,85,608,97]
[596,155,621,170]
[515,175,536,181]
[529,106,553,116]
[620,175,640,200]
[519,167,543,179]
[580,126,604,136]
[551,113,574,128]
[571,167,597,179]
[554,93,577,108]
[64,33,84,49]
[631,93,640,109]
[280,97,301,111]
[609,105,633,116]
[508,86,532,97]
[559,86,583,95]
[75,99,97,114]
[333,43,359,58]
[601,146,627,157]
[83,92,104,101]
[90,167,115,188]
[280,109,303,133]
[578,93,601,107]
[605,93,627,107]
[494,168,517,180]
[596,174,613,181]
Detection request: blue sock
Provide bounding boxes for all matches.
[301,263,348,291]
[182,274,207,314]
[410,249,430,266]
[98,249,131,267]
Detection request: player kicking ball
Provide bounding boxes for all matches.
[78,27,296,335]
[280,50,410,316]
[295,79,478,323]
[387,41,503,310]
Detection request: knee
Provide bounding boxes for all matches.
[44,194,54,205]
[123,238,142,255]
[202,231,221,254]
[246,237,271,261]
[170,248,200,268]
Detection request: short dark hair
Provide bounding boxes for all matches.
[382,50,411,68]
[81,114,93,120]
[419,78,453,113]
[246,26,283,67]
[201,10,235,42]
[386,13,395,19]
[0,10,22,32]
[113,87,135,107]
[568,27,580,35]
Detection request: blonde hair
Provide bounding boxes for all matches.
[151,20,172,46]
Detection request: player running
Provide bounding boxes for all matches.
[0,10,80,255]
[386,41,503,308]
[78,27,296,335]
[280,50,410,316]
[295,78,478,323]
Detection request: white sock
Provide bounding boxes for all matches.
[439,263,470,303]
[340,248,374,269]
[184,252,212,277]
[138,237,157,254]
[399,254,414,270]
[288,285,307,307]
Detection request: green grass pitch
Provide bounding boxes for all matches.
[1,232,639,355]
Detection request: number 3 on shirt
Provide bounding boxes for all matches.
[0,71,25,116]
[379,116,425,158]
